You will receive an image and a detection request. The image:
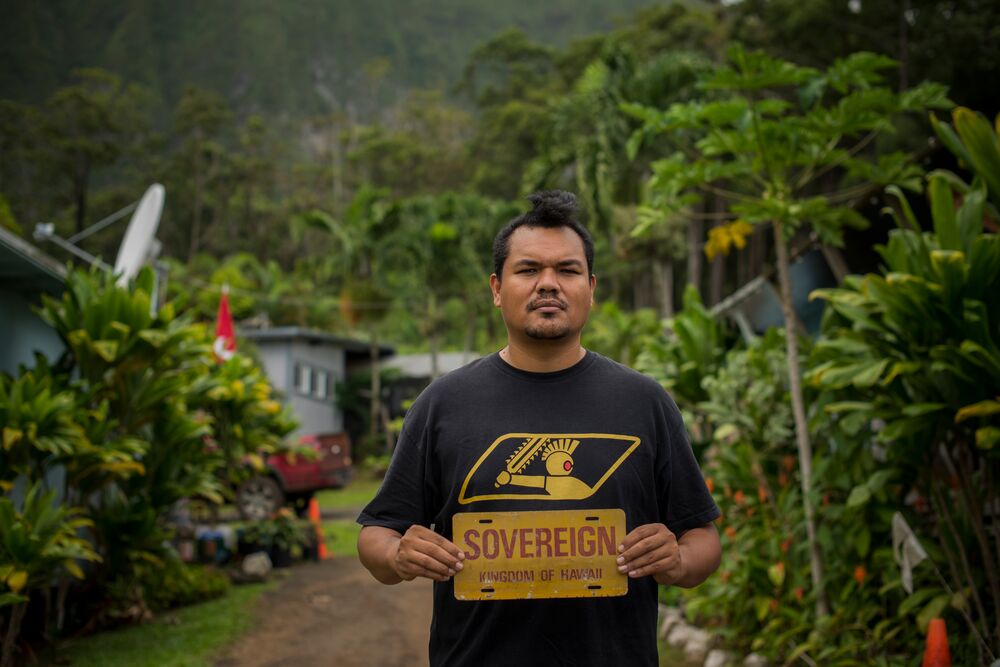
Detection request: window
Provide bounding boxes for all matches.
[293,361,332,400]
[295,363,311,395]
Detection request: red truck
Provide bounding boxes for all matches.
[236,432,353,520]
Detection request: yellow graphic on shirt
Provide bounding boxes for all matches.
[457,433,641,504]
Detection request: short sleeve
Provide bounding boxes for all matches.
[656,394,720,536]
[356,401,433,534]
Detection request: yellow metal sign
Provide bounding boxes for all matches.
[453,509,627,601]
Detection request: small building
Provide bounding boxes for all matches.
[239,327,392,438]
[381,351,480,416]
[0,227,67,375]
[710,248,839,341]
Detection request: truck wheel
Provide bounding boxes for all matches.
[236,475,284,521]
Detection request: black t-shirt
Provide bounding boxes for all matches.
[358,351,719,667]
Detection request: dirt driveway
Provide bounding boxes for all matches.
[215,557,432,667]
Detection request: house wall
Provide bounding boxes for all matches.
[287,340,345,437]
[255,343,289,393]
[0,291,65,375]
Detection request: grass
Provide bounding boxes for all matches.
[46,581,275,667]
[315,472,381,557]
[315,477,381,510]
[323,519,363,557]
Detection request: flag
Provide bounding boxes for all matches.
[214,286,236,362]
[892,512,928,594]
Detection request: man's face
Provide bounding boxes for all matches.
[490,225,595,343]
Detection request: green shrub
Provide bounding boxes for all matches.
[808,108,1000,663]
[139,557,230,612]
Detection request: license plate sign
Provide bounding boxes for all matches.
[452,509,627,601]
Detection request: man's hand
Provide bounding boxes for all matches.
[617,522,721,588]
[617,523,682,583]
[359,524,466,584]
[391,525,465,582]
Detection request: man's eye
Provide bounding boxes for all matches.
[561,269,580,274]
[518,268,537,274]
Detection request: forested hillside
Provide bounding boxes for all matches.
[0,0,660,117]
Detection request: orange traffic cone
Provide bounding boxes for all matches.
[308,498,328,560]
[922,618,950,667]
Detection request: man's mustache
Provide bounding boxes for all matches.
[528,297,568,310]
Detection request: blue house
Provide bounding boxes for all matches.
[0,227,66,374]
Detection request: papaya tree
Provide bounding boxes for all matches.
[625,46,950,615]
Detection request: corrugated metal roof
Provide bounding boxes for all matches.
[382,352,480,378]
[238,326,393,356]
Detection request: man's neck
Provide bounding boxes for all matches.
[500,339,586,373]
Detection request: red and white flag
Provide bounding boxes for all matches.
[214,286,237,362]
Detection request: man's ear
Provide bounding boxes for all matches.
[490,274,502,307]
[589,274,597,306]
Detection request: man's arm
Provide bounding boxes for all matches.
[618,522,721,588]
[358,524,465,585]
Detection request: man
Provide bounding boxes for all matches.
[358,190,721,666]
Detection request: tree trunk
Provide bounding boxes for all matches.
[73,159,89,235]
[709,254,724,306]
[428,293,441,381]
[819,244,850,283]
[1,602,26,667]
[687,213,703,295]
[188,130,205,261]
[898,0,911,91]
[653,257,674,318]
[772,218,828,618]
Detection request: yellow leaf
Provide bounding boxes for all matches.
[7,570,28,593]
[231,380,245,399]
[247,453,264,471]
[704,220,753,261]
[0,480,11,493]
[104,461,146,476]
[64,560,85,579]
[207,386,231,401]
[955,398,1000,423]
[3,427,23,450]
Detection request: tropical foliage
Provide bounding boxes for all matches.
[0,269,294,665]
[2,2,999,664]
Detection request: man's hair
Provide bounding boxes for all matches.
[492,190,595,279]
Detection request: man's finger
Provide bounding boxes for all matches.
[620,533,670,559]
[407,551,454,577]
[411,540,465,571]
[619,523,672,551]
[619,545,675,573]
[407,526,466,560]
[628,557,682,580]
[402,563,452,582]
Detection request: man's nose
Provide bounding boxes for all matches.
[536,267,560,292]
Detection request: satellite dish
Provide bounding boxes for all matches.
[113,183,164,286]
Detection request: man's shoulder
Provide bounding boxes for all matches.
[414,355,497,400]
[589,352,670,397]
